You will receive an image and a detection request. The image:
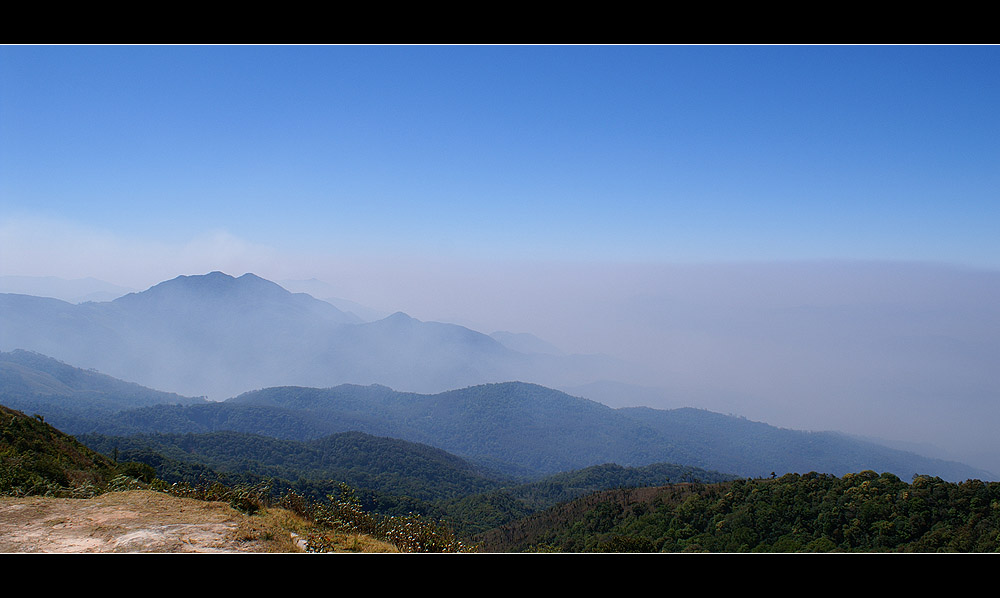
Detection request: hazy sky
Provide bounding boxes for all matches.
[2,45,999,471]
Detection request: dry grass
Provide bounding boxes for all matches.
[229,505,399,552]
[0,490,400,553]
[304,529,400,553]
[232,506,312,552]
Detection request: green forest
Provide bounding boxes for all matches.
[480,471,1000,552]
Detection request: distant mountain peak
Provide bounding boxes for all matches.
[176,271,234,281]
[120,271,289,301]
[236,272,266,282]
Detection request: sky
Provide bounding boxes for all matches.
[2,45,997,270]
[1,44,999,471]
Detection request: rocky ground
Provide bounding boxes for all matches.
[0,490,310,553]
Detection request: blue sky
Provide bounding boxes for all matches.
[2,44,997,268]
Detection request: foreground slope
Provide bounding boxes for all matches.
[0,401,399,553]
[0,490,323,553]
[0,403,121,495]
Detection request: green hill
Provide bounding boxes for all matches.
[0,404,121,496]
[78,429,511,518]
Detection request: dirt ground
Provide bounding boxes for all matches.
[0,490,310,553]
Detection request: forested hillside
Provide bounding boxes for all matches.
[76,428,737,534]
[479,471,1000,552]
[0,404,135,496]
[5,351,989,483]
[442,462,737,537]
[79,430,508,514]
[101,381,990,482]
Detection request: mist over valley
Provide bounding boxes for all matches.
[1,268,997,480]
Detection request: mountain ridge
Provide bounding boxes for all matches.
[2,271,993,484]
[3,349,988,483]
[58,375,991,483]
[0,271,634,399]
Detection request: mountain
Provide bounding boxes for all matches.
[0,349,203,406]
[66,379,991,483]
[0,350,207,435]
[227,383,994,481]
[1,349,987,482]
[614,406,996,483]
[115,272,354,314]
[224,382,669,477]
[0,271,633,399]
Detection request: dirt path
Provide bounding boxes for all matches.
[0,490,302,553]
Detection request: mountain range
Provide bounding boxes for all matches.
[0,271,633,400]
[1,270,995,484]
[1,349,990,483]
